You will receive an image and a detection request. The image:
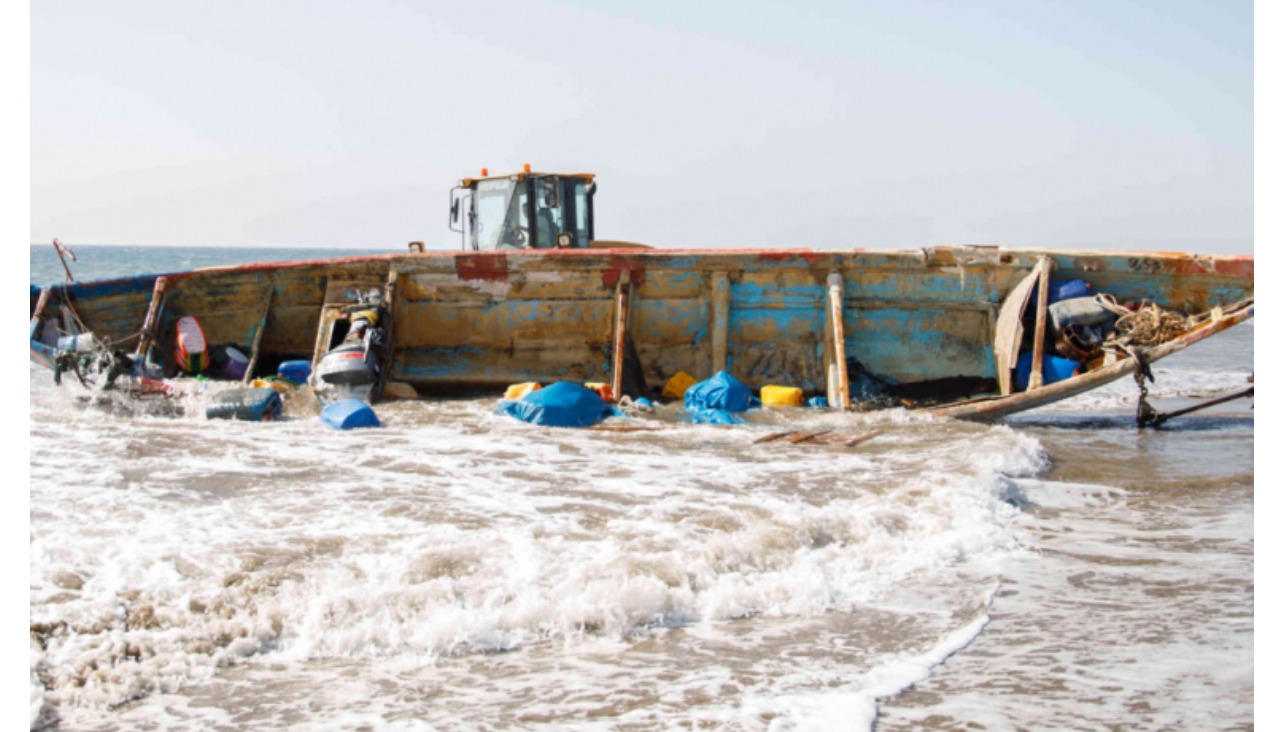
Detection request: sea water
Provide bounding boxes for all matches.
[28,245,1254,730]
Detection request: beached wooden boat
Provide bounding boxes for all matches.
[29,170,1254,420]
[27,245,1252,420]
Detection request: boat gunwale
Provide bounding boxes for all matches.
[31,245,1254,294]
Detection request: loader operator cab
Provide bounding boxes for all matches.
[449,166,596,251]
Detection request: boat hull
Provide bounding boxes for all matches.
[29,246,1253,418]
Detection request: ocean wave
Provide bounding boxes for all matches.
[29,376,1045,721]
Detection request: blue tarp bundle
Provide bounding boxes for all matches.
[684,371,755,413]
[499,381,619,428]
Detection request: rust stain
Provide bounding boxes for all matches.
[755,251,825,263]
[456,253,509,282]
[1214,256,1254,279]
[601,256,647,289]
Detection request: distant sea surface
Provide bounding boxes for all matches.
[30,245,1253,730]
[30,243,390,286]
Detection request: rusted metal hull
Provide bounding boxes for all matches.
[28,246,1254,420]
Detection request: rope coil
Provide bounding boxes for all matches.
[1096,294,1192,348]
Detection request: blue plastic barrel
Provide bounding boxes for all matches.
[206,388,283,421]
[277,360,313,385]
[321,399,380,430]
[1014,352,1080,391]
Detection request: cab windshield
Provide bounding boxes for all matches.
[473,178,529,250]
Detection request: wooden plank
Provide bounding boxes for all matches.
[1151,385,1254,426]
[753,430,797,444]
[710,272,730,376]
[372,269,400,402]
[993,266,1042,396]
[785,430,833,444]
[1027,257,1053,390]
[29,287,53,340]
[242,284,275,384]
[842,430,883,447]
[826,272,851,409]
[311,307,343,369]
[132,277,169,361]
[609,279,631,402]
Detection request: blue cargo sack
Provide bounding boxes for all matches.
[807,396,829,408]
[685,371,754,413]
[321,399,380,430]
[499,381,617,428]
[1048,279,1092,304]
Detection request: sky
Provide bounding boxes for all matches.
[28,0,1254,253]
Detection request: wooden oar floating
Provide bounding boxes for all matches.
[753,429,883,447]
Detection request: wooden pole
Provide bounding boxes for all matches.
[242,284,275,384]
[52,239,76,283]
[711,272,730,376]
[133,277,169,362]
[1152,386,1254,426]
[1028,257,1053,390]
[30,287,52,341]
[609,279,631,402]
[826,272,851,409]
[372,269,399,402]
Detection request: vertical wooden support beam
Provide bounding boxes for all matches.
[825,272,851,409]
[1027,257,1053,390]
[243,283,275,384]
[133,277,170,362]
[609,279,632,402]
[372,269,400,402]
[710,272,730,377]
[30,287,53,341]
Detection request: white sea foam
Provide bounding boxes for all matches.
[30,367,1040,728]
[876,466,1254,731]
[32,344,1254,731]
[740,598,993,730]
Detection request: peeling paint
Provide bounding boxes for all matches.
[33,246,1254,398]
[455,253,509,282]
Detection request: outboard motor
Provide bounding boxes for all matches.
[313,306,387,403]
